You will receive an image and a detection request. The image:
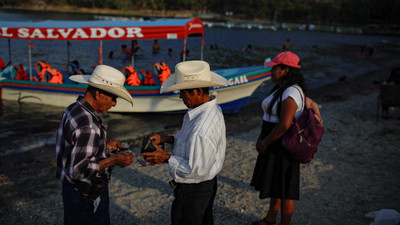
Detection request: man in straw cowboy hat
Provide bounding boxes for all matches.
[55,65,134,225]
[142,60,228,225]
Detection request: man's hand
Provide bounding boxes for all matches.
[141,146,171,165]
[149,133,174,145]
[114,153,134,168]
[99,152,134,170]
[149,134,162,145]
[107,139,121,152]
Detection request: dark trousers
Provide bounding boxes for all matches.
[171,177,217,225]
[62,181,110,225]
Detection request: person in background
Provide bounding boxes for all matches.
[210,44,219,50]
[181,48,190,61]
[250,51,322,225]
[245,44,253,52]
[132,40,143,55]
[142,61,228,225]
[152,39,160,54]
[56,65,134,225]
[168,48,173,56]
[283,39,291,50]
[114,44,132,59]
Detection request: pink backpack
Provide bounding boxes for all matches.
[282,87,324,163]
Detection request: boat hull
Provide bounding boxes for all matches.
[0,66,271,113]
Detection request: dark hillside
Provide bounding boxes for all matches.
[1,0,399,26]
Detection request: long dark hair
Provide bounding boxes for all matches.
[267,64,307,117]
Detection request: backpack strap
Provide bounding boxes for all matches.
[292,85,305,111]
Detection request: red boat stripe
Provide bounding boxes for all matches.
[3,82,86,92]
[247,71,271,81]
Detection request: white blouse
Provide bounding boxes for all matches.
[262,85,304,123]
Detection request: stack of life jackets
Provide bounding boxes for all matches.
[13,64,38,81]
[153,62,171,84]
[122,65,144,86]
[35,61,63,84]
[122,62,170,86]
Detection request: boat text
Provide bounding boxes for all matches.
[0,27,144,40]
[189,23,203,30]
[214,75,249,90]
[228,75,248,86]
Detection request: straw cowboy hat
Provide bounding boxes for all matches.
[160,60,228,93]
[69,65,134,105]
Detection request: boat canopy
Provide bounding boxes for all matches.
[0,18,204,41]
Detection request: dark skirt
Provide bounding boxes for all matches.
[250,121,300,200]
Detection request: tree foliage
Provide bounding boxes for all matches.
[1,0,398,25]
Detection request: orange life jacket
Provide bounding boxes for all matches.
[140,70,156,85]
[34,61,51,82]
[47,68,63,84]
[35,61,63,84]
[13,64,39,81]
[122,65,142,86]
[13,64,30,80]
[0,57,5,70]
[153,62,171,84]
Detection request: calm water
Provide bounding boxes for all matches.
[1,9,399,154]
[1,9,396,73]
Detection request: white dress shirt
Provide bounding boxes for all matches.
[168,98,226,184]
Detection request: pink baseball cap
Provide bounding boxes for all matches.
[264,51,301,68]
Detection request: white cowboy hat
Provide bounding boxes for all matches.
[160,60,228,93]
[69,65,133,106]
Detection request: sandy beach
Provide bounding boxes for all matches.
[1,43,400,224]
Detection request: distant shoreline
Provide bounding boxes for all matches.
[2,7,398,36]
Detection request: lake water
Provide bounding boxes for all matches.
[1,9,399,155]
[1,8,396,73]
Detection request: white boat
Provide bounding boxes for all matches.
[0,18,271,113]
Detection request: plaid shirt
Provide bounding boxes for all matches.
[56,96,112,184]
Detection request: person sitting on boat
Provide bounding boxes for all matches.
[153,61,171,85]
[122,65,143,86]
[66,60,85,76]
[13,64,38,81]
[140,70,156,85]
